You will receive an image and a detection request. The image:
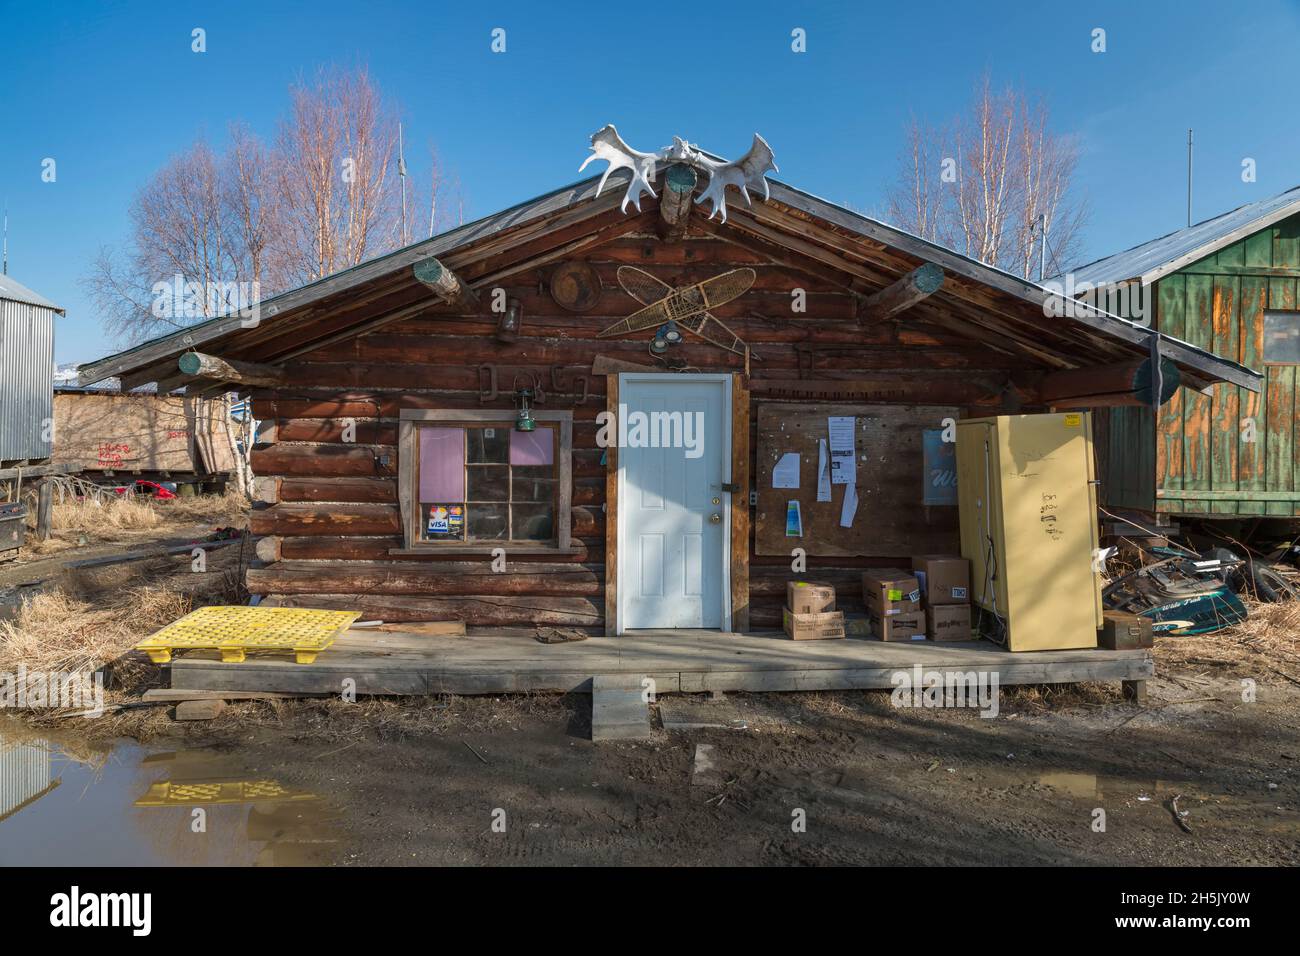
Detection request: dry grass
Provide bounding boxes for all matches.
[48,488,248,536]
[1155,598,1300,683]
[0,543,248,698]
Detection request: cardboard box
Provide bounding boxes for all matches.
[1099,610,1153,650]
[786,580,837,615]
[783,608,846,641]
[871,611,927,642]
[862,568,922,615]
[926,604,972,642]
[911,554,971,605]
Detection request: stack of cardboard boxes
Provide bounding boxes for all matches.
[862,568,925,642]
[782,581,846,640]
[912,554,972,641]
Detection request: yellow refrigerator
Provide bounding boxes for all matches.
[955,413,1102,651]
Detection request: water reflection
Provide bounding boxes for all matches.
[0,722,342,866]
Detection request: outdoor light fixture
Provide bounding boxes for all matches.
[650,319,684,354]
[496,297,522,344]
[514,387,536,432]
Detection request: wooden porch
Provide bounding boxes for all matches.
[166,629,1153,697]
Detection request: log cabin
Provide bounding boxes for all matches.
[78,134,1259,636]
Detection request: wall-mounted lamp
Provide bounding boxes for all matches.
[496,297,522,344]
[650,319,684,355]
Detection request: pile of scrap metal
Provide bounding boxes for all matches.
[1103,545,1298,636]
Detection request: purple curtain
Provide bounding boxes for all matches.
[419,428,464,502]
[510,427,554,466]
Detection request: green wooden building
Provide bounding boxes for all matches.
[1064,186,1300,521]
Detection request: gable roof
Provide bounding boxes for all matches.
[1064,185,1300,288]
[78,166,1261,394]
[0,273,64,312]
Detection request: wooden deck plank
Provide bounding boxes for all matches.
[167,628,1152,696]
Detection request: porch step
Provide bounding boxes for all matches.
[590,674,652,741]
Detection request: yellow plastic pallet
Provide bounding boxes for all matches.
[136,606,360,665]
[134,779,318,807]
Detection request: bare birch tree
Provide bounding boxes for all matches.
[885,75,1085,280]
[85,66,452,343]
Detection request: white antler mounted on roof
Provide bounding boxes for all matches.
[579,124,778,223]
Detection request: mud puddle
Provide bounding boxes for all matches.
[0,720,345,865]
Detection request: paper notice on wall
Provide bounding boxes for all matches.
[785,500,803,537]
[772,452,801,489]
[827,416,856,485]
[839,481,858,528]
[816,439,831,502]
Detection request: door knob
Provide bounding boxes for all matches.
[709,513,722,524]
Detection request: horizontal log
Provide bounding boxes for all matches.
[413,257,478,308]
[255,536,281,562]
[250,502,599,537]
[251,443,397,478]
[250,392,608,420]
[1038,357,1180,407]
[247,563,601,596]
[278,477,398,503]
[251,503,400,536]
[276,535,598,562]
[261,593,602,626]
[179,351,288,387]
[860,264,945,323]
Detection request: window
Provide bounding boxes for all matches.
[396,409,573,553]
[1264,310,1300,366]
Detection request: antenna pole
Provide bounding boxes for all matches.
[1187,129,1194,227]
[398,123,408,245]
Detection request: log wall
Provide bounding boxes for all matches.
[247,228,1041,631]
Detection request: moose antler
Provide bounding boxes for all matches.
[580,125,778,223]
[579,125,660,212]
[693,135,778,223]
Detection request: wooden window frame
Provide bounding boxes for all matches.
[393,408,576,555]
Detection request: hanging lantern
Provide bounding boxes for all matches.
[514,387,536,432]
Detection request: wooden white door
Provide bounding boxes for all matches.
[619,374,730,631]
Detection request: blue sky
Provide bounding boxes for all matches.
[3,0,1300,365]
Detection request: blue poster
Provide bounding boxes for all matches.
[922,429,958,506]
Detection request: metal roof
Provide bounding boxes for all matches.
[0,273,64,313]
[78,166,1262,394]
[1063,185,1300,287]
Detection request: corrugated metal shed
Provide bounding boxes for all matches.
[0,274,61,462]
[1064,185,1300,287]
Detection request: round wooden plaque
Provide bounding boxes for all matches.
[549,261,602,312]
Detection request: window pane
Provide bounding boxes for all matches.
[466,503,507,540]
[510,427,554,466]
[512,503,554,541]
[467,426,510,463]
[419,428,464,502]
[513,475,556,503]
[466,465,509,501]
[1264,310,1300,365]
[421,503,465,540]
